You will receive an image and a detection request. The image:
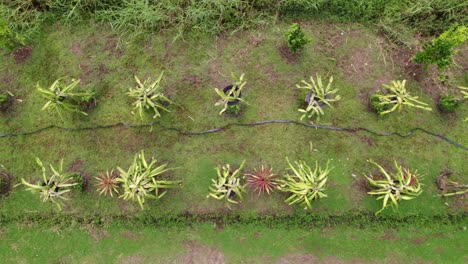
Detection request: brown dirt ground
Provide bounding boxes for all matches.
[277,45,300,64]
[172,241,225,264]
[12,46,33,64]
[278,254,373,264]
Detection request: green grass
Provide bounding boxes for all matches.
[0,223,466,263]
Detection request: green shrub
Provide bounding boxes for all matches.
[0,17,24,51]
[439,94,461,113]
[370,93,391,115]
[284,22,311,53]
[414,24,468,75]
[214,73,247,115]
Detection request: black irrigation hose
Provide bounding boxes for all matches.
[0,120,467,150]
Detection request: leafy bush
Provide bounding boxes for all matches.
[245,165,278,196]
[364,160,423,215]
[95,170,119,197]
[207,160,246,207]
[439,94,461,113]
[37,78,95,120]
[127,72,173,120]
[116,150,180,210]
[278,158,331,210]
[284,22,311,53]
[214,73,247,115]
[370,94,391,115]
[0,17,24,51]
[21,158,81,211]
[296,74,340,122]
[414,24,468,75]
[371,80,432,115]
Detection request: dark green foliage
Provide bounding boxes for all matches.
[0,17,24,50]
[370,94,391,114]
[414,24,468,73]
[284,22,311,53]
[439,94,461,113]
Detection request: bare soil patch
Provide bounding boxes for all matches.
[410,237,427,245]
[380,229,399,241]
[12,46,33,64]
[278,254,368,264]
[174,241,225,264]
[277,45,300,64]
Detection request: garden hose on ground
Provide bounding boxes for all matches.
[0,119,466,150]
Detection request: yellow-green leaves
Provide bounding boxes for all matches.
[207,160,246,208]
[278,158,332,210]
[127,72,174,120]
[364,159,423,215]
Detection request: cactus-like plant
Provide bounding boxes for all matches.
[245,165,278,196]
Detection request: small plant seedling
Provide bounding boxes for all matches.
[284,23,311,53]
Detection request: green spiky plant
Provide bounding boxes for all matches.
[370,80,432,115]
[95,170,119,197]
[364,160,423,215]
[116,150,180,209]
[214,73,247,115]
[207,160,246,208]
[296,74,340,122]
[127,72,174,120]
[278,158,332,210]
[284,22,311,53]
[21,158,81,211]
[37,78,95,120]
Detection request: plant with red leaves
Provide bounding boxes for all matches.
[246,165,278,196]
[95,170,119,197]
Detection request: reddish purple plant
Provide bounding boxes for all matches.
[246,165,278,196]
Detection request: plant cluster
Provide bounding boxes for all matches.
[21,158,81,211]
[364,160,423,215]
[116,150,180,209]
[278,158,331,210]
[246,165,278,196]
[214,72,247,115]
[370,80,432,115]
[414,24,467,77]
[95,170,119,197]
[127,72,174,120]
[0,17,24,51]
[208,160,247,207]
[439,94,461,113]
[297,74,340,122]
[284,23,311,53]
[37,78,95,120]
[0,92,12,111]
[436,171,468,197]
